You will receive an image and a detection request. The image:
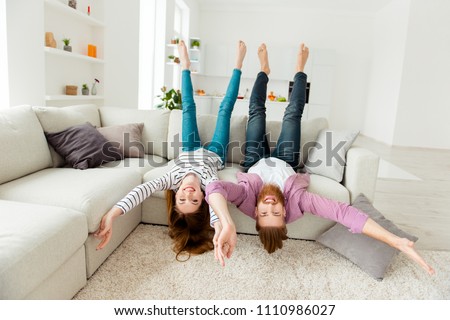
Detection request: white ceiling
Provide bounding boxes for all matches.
[197,0,395,13]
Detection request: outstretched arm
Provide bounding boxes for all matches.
[298,190,435,275]
[208,192,237,267]
[362,218,435,275]
[93,172,173,250]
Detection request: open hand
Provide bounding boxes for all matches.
[93,207,122,250]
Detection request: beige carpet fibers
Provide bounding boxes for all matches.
[74,224,450,300]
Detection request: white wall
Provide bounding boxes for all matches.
[363,0,410,145]
[196,4,374,130]
[363,0,450,149]
[6,0,45,106]
[393,0,450,149]
[104,0,140,108]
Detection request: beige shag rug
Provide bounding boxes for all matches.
[74,224,450,300]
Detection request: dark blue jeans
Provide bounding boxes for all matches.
[242,71,307,170]
[181,69,242,164]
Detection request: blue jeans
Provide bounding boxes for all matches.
[181,69,242,163]
[242,71,307,170]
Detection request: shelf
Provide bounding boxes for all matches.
[44,0,104,27]
[45,95,104,101]
[45,47,104,63]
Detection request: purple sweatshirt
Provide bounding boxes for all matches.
[205,172,368,234]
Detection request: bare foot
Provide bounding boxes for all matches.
[235,40,247,70]
[178,40,190,70]
[396,238,435,275]
[297,43,309,72]
[258,43,270,75]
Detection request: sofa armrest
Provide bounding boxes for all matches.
[342,147,379,203]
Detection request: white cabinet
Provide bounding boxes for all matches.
[205,43,307,81]
[200,44,335,121]
[44,0,105,105]
[194,96,212,114]
[204,44,228,77]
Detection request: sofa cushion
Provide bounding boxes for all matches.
[306,173,350,203]
[99,154,169,175]
[33,104,102,167]
[0,105,53,184]
[45,122,122,169]
[298,117,329,165]
[97,123,145,158]
[0,200,87,299]
[266,117,329,167]
[316,193,418,280]
[304,129,359,182]
[98,107,170,158]
[0,168,142,232]
[167,110,247,164]
[198,114,248,164]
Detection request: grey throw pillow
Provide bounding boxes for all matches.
[316,193,418,281]
[97,123,145,158]
[45,122,122,169]
[304,129,359,182]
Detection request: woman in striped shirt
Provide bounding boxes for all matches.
[94,40,247,260]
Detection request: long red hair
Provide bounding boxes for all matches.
[165,190,214,261]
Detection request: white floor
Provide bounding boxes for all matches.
[355,135,450,251]
[377,158,421,181]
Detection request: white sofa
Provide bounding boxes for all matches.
[0,104,379,299]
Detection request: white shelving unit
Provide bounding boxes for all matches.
[44,47,105,64]
[166,38,202,74]
[44,0,105,106]
[45,95,105,101]
[188,38,201,74]
[45,0,105,27]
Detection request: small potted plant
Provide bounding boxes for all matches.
[191,39,200,49]
[62,38,72,52]
[81,84,89,95]
[155,86,182,110]
[168,55,180,64]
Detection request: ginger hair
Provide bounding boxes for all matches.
[255,219,288,254]
[165,190,214,261]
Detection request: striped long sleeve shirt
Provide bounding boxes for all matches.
[115,148,223,225]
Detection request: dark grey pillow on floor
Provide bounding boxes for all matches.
[316,193,418,281]
[45,122,122,169]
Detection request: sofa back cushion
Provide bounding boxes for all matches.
[0,105,53,184]
[167,110,328,166]
[167,110,247,164]
[33,104,102,167]
[99,107,170,158]
[265,117,329,166]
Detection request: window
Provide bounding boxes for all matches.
[138,0,166,110]
[0,0,10,108]
[171,0,189,91]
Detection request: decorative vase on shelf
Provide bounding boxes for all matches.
[45,32,56,48]
[68,0,77,9]
[91,83,97,95]
[91,78,99,95]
